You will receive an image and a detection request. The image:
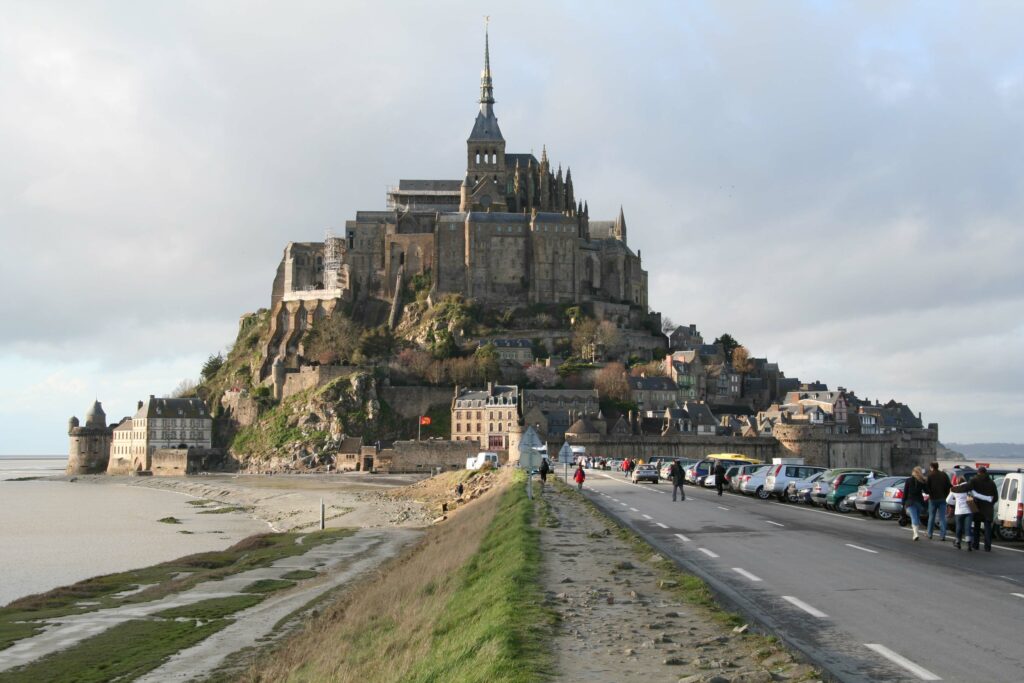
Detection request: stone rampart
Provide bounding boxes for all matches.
[281,364,359,400]
[376,439,478,474]
[773,424,938,474]
[151,448,226,476]
[562,433,778,462]
[67,427,112,475]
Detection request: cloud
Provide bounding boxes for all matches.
[2,1,1022,452]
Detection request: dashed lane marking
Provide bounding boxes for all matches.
[1012,593,1024,600]
[765,520,785,527]
[675,533,691,542]
[782,595,828,618]
[619,502,628,507]
[846,543,878,554]
[655,522,669,529]
[697,548,719,558]
[717,506,729,510]
[865,644,941,680]
[731,567,762,582]
[629,507,639,512]
[642,514,653,520]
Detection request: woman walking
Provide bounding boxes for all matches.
[947,482,974,550]
[573,463,586,492]
[904,466,927,541]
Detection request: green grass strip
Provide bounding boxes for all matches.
[243,579,296,594]
[156,594,264,620]
[405,470,555,683]
[0,617,228,683]
[280,569,318,581]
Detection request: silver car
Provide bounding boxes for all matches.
[739,465,773,499]
[764,464,827,501]
[853,476,903,519]
[786,471,826,504]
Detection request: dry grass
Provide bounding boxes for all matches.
[239,470,513,683]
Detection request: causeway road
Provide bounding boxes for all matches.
[580,471,1024,683]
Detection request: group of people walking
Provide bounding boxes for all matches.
[902,462,999,551]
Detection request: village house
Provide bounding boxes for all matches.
[668,324,704,351]
[450,383,520,451]
[107,396,213,473]
[628,375,681,412]
[490,338,533,364]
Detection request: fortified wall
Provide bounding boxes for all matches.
[375,439,478,474]
[151,448,227,476]
[379,386,456,419]
[772,423,939,473]
[563,433,779,462]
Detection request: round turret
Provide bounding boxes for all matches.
[68,416,80,432]
[84,400,107,428]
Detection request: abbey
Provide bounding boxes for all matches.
[266,29,648,371]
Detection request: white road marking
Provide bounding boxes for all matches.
[765,520,785,527]
[697,548,719,558]
[629,507,639,512]
[655,522,669,529]
[642,514,653,520]
[731,567,762,582]
[1012,593,1024,599]
[846,543,879,554]
[865,643,942,680]
[611,498,619,502]
[782,595,828,618]
[717,506,729,510]
[675,533,691,542]
[619,502,628,506]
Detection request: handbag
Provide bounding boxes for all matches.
[966,495,979,514]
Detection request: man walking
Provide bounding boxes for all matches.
[669,459,686,501]
[969,466,999,552]
[539,457,549,486]
[713,460,727,496]
[925,462,952,541]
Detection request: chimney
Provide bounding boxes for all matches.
[487,381,494,395]
[137,400,143,410]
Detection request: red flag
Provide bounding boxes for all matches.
[419,416,432,426]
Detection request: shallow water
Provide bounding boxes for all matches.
[0,468,267,607]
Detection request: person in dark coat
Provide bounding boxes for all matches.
[925,462,952,541]
[713,461,727,496]
[539,457,549,484]
[904,466,927,541]
[669,459,686,502]
[969,467,999,551]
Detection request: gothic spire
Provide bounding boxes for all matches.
[480,19,495,109]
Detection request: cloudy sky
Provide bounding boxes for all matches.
[2,1,1022,454]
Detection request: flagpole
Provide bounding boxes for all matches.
[418,416,422,442]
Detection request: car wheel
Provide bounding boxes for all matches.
[756,486,770,500]
[787,493,800,503]
[996,526,1019,542]
[837,500,852,513]
[877,509,894,521]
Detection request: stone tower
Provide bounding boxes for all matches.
[461,22,507,212]
[67,400,113,474]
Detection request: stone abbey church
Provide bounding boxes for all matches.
[266,29,649,373]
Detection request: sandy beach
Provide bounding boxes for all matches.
[0,471,432,607]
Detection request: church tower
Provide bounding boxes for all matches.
[461,21,508,212]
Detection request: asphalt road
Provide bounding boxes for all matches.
[579,471,1024,683]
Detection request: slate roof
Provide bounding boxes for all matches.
[491,338,531,348]
[469,109,503,141]
[628,376,678,391]
[135,396,210,420]
[566,416,599,435]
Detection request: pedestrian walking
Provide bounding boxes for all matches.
[622,457,632,479]
[456,481,464,497]
[969,467,999,552]
[573,463,586,492]
[904,466,927,541]
[669,459,686,502]
[946,482,973,550]
[925,462,952,541]
[713,460,727,496]
[539,457,549,485]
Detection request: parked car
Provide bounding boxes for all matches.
[659,462,674,479]
[879,481,905,517]
[810,468,887,507]
[825,472,882,512]
[786,471,826,504]
[686,460,713,485]
[853,476,903,519]
[996,471,1023,541]
[722,465,742,491]
[739,465,774,499]
[764,464,827,502]
[631,464,659,484]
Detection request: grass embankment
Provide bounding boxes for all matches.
[0,529,353,653]
[238,470,554,683]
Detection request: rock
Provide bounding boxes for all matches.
[664,611,680,618]
[761,653,792,668]
[704,677,730,683]
[615,561,634,570]
[606,596,615,604]
[732,624,749,634]
[629,590,639,599]
[677,676,702,683]
[555,592,567,601]
[664,657,686,666]
[731,671,773,683]
[660,579,679,589]
[560,577,574,583]
[624,648,636,656]
[432,515,447,524]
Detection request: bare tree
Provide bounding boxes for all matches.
[595,362,630,402]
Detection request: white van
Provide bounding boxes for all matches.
[466,452,499,471]
[996,472,1023,541]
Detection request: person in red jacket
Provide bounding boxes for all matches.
[573,464,586,491]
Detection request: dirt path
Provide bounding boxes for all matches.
[538,483,819,683]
